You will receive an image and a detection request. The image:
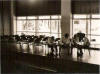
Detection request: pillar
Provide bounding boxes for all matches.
[61,0,72,37]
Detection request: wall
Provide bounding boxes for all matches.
[3,1,11,35]
[16,0,61,16]
[72,0,99,14]
[16,0,100,16]
[0,1,3,35]
[0,1,16,35]
[0,1,11,35]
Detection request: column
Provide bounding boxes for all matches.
[61,0,72,37]
[11,0,16,35]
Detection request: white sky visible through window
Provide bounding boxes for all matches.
[16,15,61,38]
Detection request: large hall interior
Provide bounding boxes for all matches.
[0,0,100,73]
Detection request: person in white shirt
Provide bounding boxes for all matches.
[73,32,85,56]
[59,33,70,55]
[47,36,57,53]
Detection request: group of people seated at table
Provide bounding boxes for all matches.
[47,32,90,56]
[1,32,90,56]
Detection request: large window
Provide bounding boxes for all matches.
[16,15,61,38]
[72,14,100,48]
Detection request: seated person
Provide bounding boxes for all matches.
[70,35,78,55]
[20,33,26,41]
[72,32,86,56]
[15,35,21,42]
[59,33,70,54]
[47,36,57,53]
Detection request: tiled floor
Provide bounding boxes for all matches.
[14,42,100,65]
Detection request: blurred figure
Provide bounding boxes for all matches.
[48,36,54,53]
[59,33,70,55]
[70,35,78,55]
[83,35,90,55]
[20,33,26,41]
[47,36,57,53]
[73,32,85,57]
[83,36,90,47]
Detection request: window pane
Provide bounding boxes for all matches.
[59,20,61,34]
[38,20,50,33]
[39,16,50,19]
[17,17,26,19]
[16,15,61,38]
[51,20,59,33]
[17,20,35,35]
[73,14,87,18]
[91,20,100,35]
[17,20,27,31]
[73,20,86,34]
[59,16,61,19]
[27,16,37,19]
[26,20,35,31]
[51,15,59,19]
[92,14,100,18]
[91,36,100,45]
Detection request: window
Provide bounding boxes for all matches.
[91,20,100,35]
[72,14,100,48]
[27,16,37,19]
[73,20,86,34]
[39,16,50,19]
[92,14,100,18]
[73,14,87,18]
[16,15,61,38]
[17,17,26,19]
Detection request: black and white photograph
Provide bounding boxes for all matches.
[0,0,100,73]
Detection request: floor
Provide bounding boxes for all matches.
[3,41,100,65]
[1,41,100,73]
